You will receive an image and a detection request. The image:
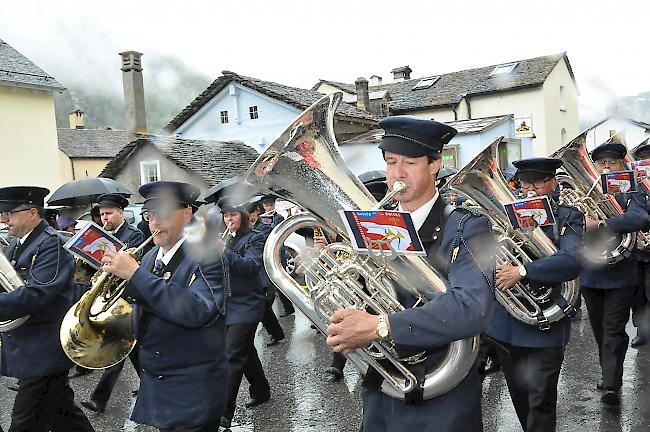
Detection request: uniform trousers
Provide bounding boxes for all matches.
[632,261,650,333]
[495,343,564,432]
[261,287,284,340]
[9,372,94,432]
[223,324,270,422]
[158,420,220,432]
[90,349,140,404]
[582,286,635,389]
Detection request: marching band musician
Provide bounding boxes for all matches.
[580,142,648,406]
[100,181,228,432]
[486,158,585,432]
[326,117,495,432]
[81,193,145,413]
[217,195,271,430]
[0,186,94,431]
[630,142,650,348]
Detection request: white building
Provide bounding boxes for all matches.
[584,116,650,151]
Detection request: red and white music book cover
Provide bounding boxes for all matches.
[600,170,637,194]
[632,159,650,180]
[503,195,555,230]
[63,222,125,270]
[339,210,426,255]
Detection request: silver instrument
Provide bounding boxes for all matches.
[443,139,580,329]
[245,92,479,400]
[0,249,30,332]
[551,131,636,264]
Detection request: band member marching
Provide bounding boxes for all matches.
[486,158,585,432]
[101,181,229,432]
[580,142,648,406]
[0,186,95,432]
[326,117,495,431]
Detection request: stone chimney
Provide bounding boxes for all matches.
[119,51,147,134]
[68,109,84,129]
[369,75,382,87]
[355,77,370,112]
[391,66,412,82]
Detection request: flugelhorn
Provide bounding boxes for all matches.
[59,231,159,369]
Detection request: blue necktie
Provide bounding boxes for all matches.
[153,258,165,276]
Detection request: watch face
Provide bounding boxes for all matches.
[379,328,389,338]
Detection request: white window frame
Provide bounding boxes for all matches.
[490,62,518,76]
[412,76,440,90]
[559,85,566,111]
[249,105,259,120]
[220,110,229,124]
[140,160,161,185]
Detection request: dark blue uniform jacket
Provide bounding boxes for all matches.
[223,229,266,326]
[125,242,229,428]
[114,222,145,249]
[580,191,648,289]
[487,204,584,348]
[0,221,76,379]
[364,199,495,432]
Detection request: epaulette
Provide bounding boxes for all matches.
[44,226,59,237]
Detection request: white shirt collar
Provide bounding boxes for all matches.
[110,221,125,234]
[398,189,439,231]
[155,236,186,266]
[19,230,34,245]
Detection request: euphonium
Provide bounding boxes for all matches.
[59,231,158,369]
[244,92,479,401]
[0,253,29,332]
[443,139,580,329]
[551,131,636,264]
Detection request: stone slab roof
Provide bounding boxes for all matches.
[0,38,65,91]
[58,128,130,158]
[166,71,379,131]
[100,133,258,187]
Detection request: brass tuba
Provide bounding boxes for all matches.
[443,139,580,329]
[59,232,158,369]
[245,92,479,400]
[0,253,30,332]
[551,131,636,264]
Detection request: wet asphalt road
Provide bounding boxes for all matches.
[0,303,648,432]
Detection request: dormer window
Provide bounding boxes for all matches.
[412,76,440,90]
[490,62,518,76]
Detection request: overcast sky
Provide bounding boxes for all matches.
[2,0,648,123]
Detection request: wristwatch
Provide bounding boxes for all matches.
[376,314,391,340]
[518,265,527,278]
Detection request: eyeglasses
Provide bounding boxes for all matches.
[142,207,183,222]
[520,178,553,189]
[595,159,623,167]
[0,208,32,218]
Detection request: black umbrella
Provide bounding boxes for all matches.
[47,178,132,207]
[201,175,256,205]
[438,166,458,180]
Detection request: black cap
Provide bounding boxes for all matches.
[591,142,627,161]
[139,181,200,211]
[359,170,387,201]
[217,195,247,213]
[513,157,563,182]
[96,193,129,209]
[378,116,457,158]
[0,186,49,212]
[260,194,277,204]
[632,139,650,159]
[245,195,264,213]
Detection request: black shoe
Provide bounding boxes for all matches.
[601,389,621,406]
[245,394,271,408]
[6,383,18,392]
[324,367,343,382]
[80,399,107,414]
[596,379,605,390]
[631,334,647,348]
[70,367,93,378]
[220,416,231,429]
[266,336,285,347]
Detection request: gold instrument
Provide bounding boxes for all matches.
[443,139,580,329]
[245,92,479,400]
[59,231,159,369]
[0,252,29,332]
[551,131,636,264]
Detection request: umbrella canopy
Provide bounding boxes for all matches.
[47,178,131,207]
[201,175,256,205]
[438,166,458,180]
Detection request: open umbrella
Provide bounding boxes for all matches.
[201,175,256,204]
[47,178,132,207]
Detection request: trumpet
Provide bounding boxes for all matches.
[59,230,159,369]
